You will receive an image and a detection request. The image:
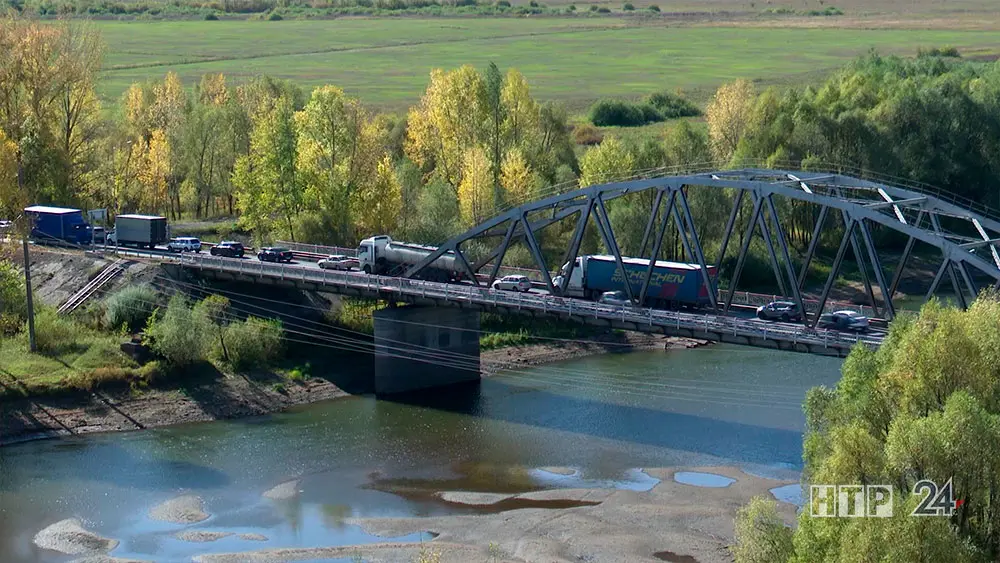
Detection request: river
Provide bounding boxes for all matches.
[0,344,842,562]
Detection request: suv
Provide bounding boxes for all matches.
[818,310,870,332]
[598,290,632,306]
[756,301,802,322]
[258,247,293,263]
[492,275,532,292]
[168,237,201,252]
[210,241,245,258]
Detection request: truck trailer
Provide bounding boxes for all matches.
[553,254,716,308]
[24,205,92,245]
[357,235,466,282]
[110,214,168,248]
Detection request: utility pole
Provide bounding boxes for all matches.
[23,238,36,353]
[17,152,36,352]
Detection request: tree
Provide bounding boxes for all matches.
[706,79,756,163]
[0,130,24,220]
[297,85,384,242]
[483,62,505,194]
[194,295,231,362]
[352,155,402,236]
[198,73,229,106]
[732,497,794,563]
[735,295,1000,561]
[138,129,170,214]
[457,145,492,227]
[578,135,635,187]
[405,65,486,188]
[146,295,209,367]
[233,96,303,241]
[499,148,535,206]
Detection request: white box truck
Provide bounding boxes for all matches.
[109,214,168,249]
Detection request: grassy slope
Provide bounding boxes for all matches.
[97,19,1000,109]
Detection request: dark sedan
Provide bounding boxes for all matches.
[257,247,293,263]
[210,241,245,258]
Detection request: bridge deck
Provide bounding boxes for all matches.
[109,248,881,358]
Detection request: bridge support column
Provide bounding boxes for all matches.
[373,306,480,395]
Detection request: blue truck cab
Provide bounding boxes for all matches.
[24,205,93,245]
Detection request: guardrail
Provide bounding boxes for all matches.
[103,247,882,352]
[276,241,358,257]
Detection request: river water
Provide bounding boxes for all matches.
[0,345,842,562]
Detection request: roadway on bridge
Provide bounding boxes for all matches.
[122,243,885,343]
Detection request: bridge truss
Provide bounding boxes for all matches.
[405,168,1000,326]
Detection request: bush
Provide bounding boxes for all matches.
[644,91,701,118]
[225,316,283,372]
[572,123,605,145]
[496,0,510,6]
[0,259,26,334]
[622,2,633,9]
[267,10,283,19]
[596,5,609,11]
[588,4,598,10]
[528,0,538,5]
[146,295,209,367]
[588,98,661,126]
[204,11,218,18]
[104,284,158,332]
[567,3,575,9]
[647,3,659,10]
[31,308,81,355]
[918,45,960,58]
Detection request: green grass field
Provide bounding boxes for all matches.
[96,19,1000,110]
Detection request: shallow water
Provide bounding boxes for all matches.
[673,471,736,488]
[0,344,841,562]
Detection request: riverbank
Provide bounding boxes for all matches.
[39,465,795,563]
[0,332,709,446]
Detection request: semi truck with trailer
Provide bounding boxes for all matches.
[24,205,93,245]
[357,235,467,282]
[108,214,168,248]
[552,254,716,308]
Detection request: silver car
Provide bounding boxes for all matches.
[492,275,532,292]
[598,290,631,306]
[167,237,201,252]
[318,254,358,271]
[818,310,869,332]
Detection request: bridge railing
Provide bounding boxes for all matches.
[105,247,881,351]
[275,241,358,257]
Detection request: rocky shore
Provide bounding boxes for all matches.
[1,333,708,446]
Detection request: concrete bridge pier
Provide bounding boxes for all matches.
[373,306,480,395]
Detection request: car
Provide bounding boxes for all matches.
[167,237,201,252]
[818,310,870,332]
[257,247,293,263]
[210,241,245,258]
[756,301,802,322]
[598,290,632,307]
[492,275,532,292]
[318,254,358,270]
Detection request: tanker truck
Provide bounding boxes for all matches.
[357,235,466,282]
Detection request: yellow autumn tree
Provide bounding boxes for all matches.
[352,155,402,236]
[0,130,24,220]
[705,79,756,163]
[139,129,170,213]
[457,145,492,226]
[578,135,635,187]
[405,65,485,188]
[499,148,535,206]
[501,69,539,149]
[199,73,229,106]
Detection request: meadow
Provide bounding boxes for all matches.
[96,18,1000,110]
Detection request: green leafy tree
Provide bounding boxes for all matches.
[145,295,209,367]
[233,96,303,242]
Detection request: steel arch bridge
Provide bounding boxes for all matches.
[405,168,1000,326]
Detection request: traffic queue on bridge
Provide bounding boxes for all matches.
[21,206,870,333]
